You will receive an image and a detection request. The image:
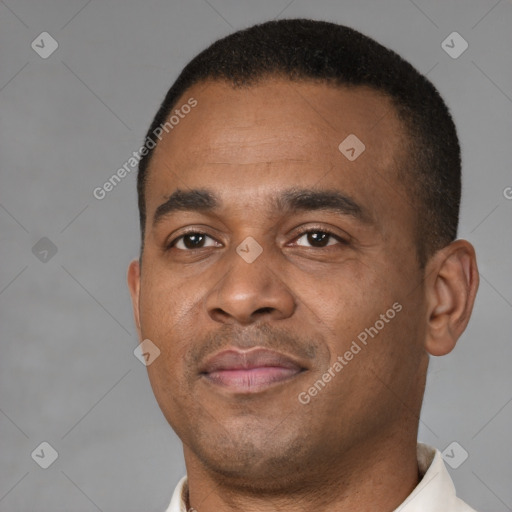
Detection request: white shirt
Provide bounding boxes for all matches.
[164,443,477,512]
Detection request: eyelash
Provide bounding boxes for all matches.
[166,227,349,251]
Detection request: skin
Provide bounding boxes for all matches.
[128,78,479,511]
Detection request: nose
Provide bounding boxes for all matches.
[204,246,296,326]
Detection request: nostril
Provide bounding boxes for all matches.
[254,307,274,316]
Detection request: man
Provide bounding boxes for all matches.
[127,19,479,511]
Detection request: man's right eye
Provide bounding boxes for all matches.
[168,232,221,251]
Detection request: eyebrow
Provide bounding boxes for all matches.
[152,187,371,227]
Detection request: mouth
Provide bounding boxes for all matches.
[199,347,307,393]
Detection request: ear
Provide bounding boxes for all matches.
[424,240,479,356]
[127,259,142,341]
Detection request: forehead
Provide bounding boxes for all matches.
[152,79,403,163]
[145,79,410,226]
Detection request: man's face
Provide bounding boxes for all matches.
[129,79,429,486]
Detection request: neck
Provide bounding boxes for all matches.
[183,430,420,512]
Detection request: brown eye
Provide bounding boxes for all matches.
[294,230,346,248]
[169,233,219,251]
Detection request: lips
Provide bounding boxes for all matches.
[200,348,306,392]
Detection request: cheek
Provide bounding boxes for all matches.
[141,275,195,414]
[297,262,392,330]
[139,266,195,334]
[300,263,413,379]
[138,273,202,399]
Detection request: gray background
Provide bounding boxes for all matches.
[0,0,511,511]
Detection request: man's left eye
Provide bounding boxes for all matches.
[293,230,347,248]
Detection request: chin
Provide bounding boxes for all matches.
[187,424,314,488]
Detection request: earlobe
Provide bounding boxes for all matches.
[424,240,479,356]
[127,260,142,339]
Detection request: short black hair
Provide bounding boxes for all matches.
[137,18,461,267]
